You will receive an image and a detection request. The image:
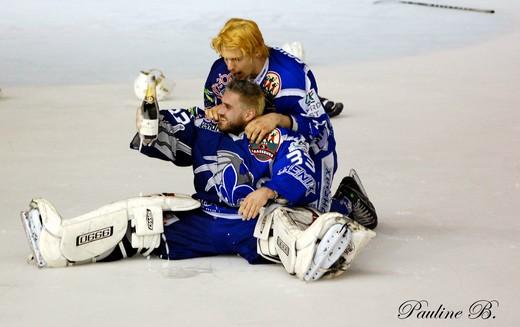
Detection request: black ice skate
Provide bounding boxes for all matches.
[333,169,378,229]
[320,96,344,118]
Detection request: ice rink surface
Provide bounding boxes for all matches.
[1,0,519,326]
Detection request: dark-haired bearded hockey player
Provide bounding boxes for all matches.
[21,80,375,281]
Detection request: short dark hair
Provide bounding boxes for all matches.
[225,79,265,115]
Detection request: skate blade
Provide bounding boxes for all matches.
[349,168,369,198]
[304,224,352,281]
[20,210,46,268]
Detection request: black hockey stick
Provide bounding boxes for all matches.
[374,0,495,14]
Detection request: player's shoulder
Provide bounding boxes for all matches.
[268,47,306,88]
[194,117,221,134]
[278,128,310,151]
[206,58,232,103]
[270,47,305,68]
[207,57,229,80]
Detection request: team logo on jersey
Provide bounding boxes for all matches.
[262,71,281,97]
[215,150,255,206]
[249,129,282,161]
[299,88,325,118]
[211,73,233,100]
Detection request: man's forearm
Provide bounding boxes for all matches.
[276,113,293,130]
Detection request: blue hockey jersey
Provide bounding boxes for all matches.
[204,47,336,159]
[130,107,318,216]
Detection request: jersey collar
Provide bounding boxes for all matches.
[252,56,269,85]
[228,132,246,141]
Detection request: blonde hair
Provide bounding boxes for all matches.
[226,79,265,116]
[211,18,269,59]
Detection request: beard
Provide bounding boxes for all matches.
[218,116,247,135]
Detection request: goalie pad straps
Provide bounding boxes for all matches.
[254,204,280,262]
[130,206,163,256]
[254,206,319,268]
[271,209,301,274]
[272,207,328,276]
[126,194,199,256]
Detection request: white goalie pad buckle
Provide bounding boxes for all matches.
[130,206,164,252]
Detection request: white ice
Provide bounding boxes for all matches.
[0,0,518,326]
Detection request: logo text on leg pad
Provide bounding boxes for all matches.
[277,236,290,256]
[76,226,114,246]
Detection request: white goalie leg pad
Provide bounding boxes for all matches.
[60,202,129,262]
[272,209,346,278]
[300,217,376,281]
[27,199,68,267]
[254,205,318,263]
[254,204,282,262]
[255,206,321,273]
[27,198,130,267]
[24,193,200,267]
[256,206,376,281]
[270,209,301,272]
[294,212,349,280]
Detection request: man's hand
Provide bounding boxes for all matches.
[204,104,223,122]
[245,113,291,144]
[238,187,277,220]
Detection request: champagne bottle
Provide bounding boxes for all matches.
[139,76,159,144]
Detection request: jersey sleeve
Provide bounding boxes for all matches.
[263,133,318,205]
[203,59,228,110]
[129,108,197,166]
[203,76,218,110]
[274,68,331,150]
